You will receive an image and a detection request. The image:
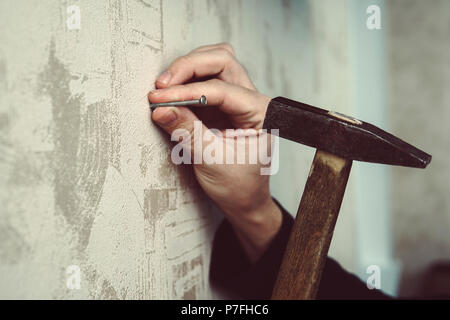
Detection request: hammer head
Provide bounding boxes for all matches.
[263,97,431,168]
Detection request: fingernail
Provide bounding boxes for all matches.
[155,108,177,125]
[157,70,171,85]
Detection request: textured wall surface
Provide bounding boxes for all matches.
[2,0,356,299]
[0,0,222,299]
[387,0,450,296]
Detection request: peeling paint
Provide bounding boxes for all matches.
[39,40,84,231]
[0,221,29,265]
[99,279,119,299]
[38,41,111,250]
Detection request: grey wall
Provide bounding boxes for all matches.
[1,0,344,299]
[0,0,222,299]
[387,0,450,296]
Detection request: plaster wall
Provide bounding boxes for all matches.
[1,0,354,299]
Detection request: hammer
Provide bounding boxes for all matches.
[262,97,431,300]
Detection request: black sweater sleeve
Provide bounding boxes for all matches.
[209,200,391,299]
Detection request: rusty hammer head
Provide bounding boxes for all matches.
[264,97,431,300]
[263,97,431,168]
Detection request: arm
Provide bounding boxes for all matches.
[210,199,291,299]
[210,200,391,300]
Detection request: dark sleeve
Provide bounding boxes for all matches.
[209,200,391,300]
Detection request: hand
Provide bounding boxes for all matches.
[148,43,282,262]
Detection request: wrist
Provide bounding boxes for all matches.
[224,197,283,263]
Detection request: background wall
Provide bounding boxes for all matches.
[387,0,450,296]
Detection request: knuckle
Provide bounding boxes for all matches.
[218,42,235,56]
[219,47,234,60]
[173,55,190,69]
[195,44,210,52]
[217,48,237,68]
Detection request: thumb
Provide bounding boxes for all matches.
[151,106,202,135]
[152,106,209,155]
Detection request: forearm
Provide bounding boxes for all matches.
[209,199,293,299]
[210,200,392,299]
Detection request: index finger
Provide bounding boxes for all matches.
[156,48,255,90]
[190,42,236,56]
[149,79,257,116]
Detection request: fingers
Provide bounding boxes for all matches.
[155,49,234,87]
[152,106,198,136]
[150,79,256,115]
[156,45,255,90]
[152,106,209,155]
[190,42,236,56]
[149,79,269,129]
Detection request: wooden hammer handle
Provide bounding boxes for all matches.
[271,150,352,299]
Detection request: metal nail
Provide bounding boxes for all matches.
[150,95,207,110]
